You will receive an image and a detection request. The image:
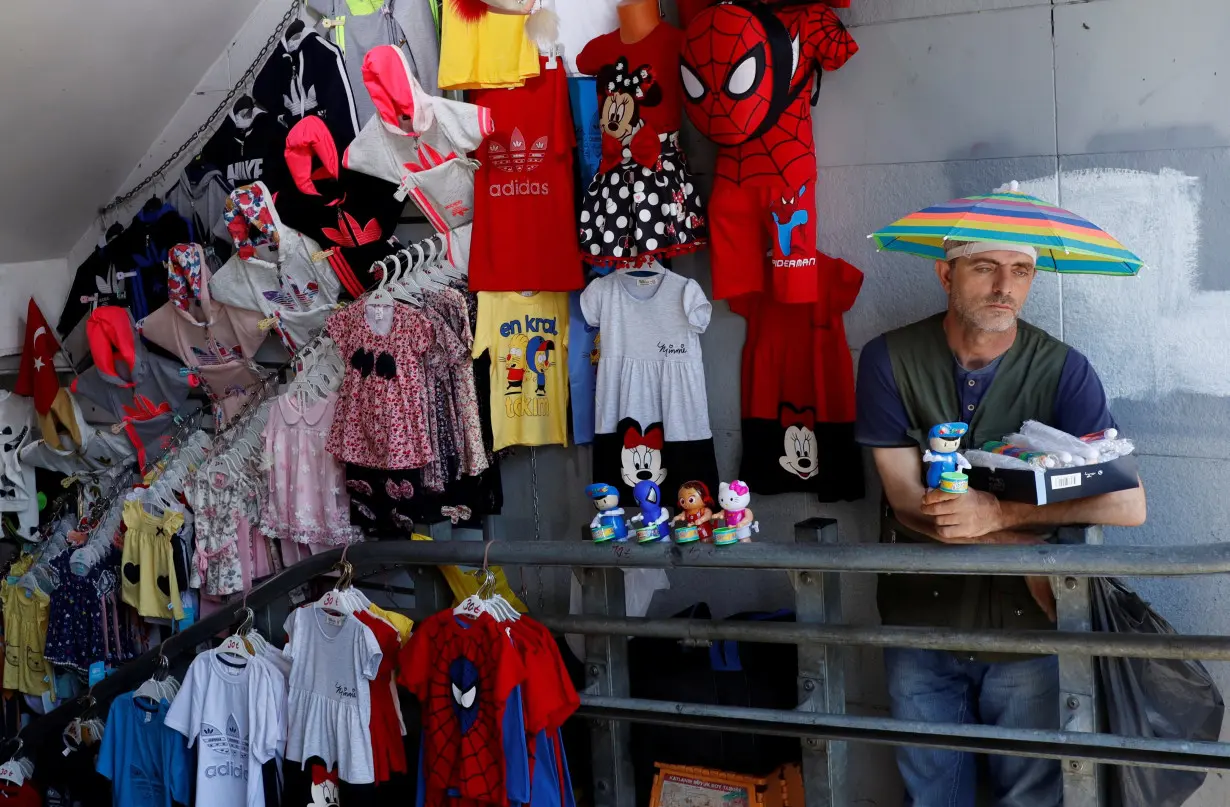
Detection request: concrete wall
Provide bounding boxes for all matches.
[497,1,1230,804]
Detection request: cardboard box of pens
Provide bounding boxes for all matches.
[962,422,1141,506]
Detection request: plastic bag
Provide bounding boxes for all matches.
[1092,577,1225,807]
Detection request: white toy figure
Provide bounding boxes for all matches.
[717,480,759,542]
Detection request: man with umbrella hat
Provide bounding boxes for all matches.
[857,185,1147,806]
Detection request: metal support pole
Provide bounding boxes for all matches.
[1056,526,1105,807]
[581,566,635,807]
[795,518,845,807]
[409,520,456,615]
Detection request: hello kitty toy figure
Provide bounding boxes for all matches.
[718,480,759,542]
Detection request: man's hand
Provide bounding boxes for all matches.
[1026,576,1057,622]
[919,489,1006,542]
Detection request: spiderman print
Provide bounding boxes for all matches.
[399,611,525,807]
[679,0,857,305]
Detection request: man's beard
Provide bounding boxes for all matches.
[953,294,1018,333]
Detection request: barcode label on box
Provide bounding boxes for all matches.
[1051,473,1082,490]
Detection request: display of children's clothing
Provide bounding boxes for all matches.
[326,302,434,469]
[199,105,293,193]
[275,116,403,300]
[681,2,856,303]
[0,391,40,538]
[166,648,288,807]
[732,255,864,501]
[1,555,50,696]
[352,608,405,782]
[309,0,441,122]
[252,25,361,150]
[70,307,193,471]
[283,604,382,783]
[437,6,540,91]
[98,693,192,807]
[581,267,719,505]
[140,243,266,426]
[472,292,570,450]
[576,22,707,268]
[119,498,186,621]
[262,392,359,549]
[469,57,584,293]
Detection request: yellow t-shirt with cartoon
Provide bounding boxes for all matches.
[438,7,540,91]
[1,555,50,696]
[473,292,569,450]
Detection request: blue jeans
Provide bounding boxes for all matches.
[884,648,1062,807]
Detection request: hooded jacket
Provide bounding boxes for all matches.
[344,45,492,196]
[199,105,292,193]
[308,0,441,123]
[253,26,360,150]
[70,307,193,471]
[19,390,135,476]
[209,182,340,351]
[275,116,403,299]
[140,244,265,425]
[165,168,233,264]
[58,223,126,340]
[109,201,192,321]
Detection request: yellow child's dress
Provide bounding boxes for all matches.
[120,499,186,621]
[1,555,50,696]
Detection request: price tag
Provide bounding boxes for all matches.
[321,591,342,610]
[0,760,25,786]
[456,598,484,619]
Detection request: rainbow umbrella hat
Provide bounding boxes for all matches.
[869,181,1144,275]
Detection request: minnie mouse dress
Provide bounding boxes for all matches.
[575,23,707,269]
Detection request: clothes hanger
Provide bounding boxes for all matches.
[133,651,179,707]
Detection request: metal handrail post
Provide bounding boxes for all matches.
[795,518,845,807]
[580,563,636,807]
[1056,526,1105,807]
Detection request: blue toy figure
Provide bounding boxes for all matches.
[922,422,972,490]
[586,483,627,542]
[628,480,671,542]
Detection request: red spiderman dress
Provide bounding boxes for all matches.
[680,1,857,304]
[575,22,707,268]
[399,610,526,807]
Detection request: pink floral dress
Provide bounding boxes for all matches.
[325,303,435,469]
[262,392,360,548]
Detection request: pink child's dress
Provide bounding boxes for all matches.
[262,392,361,561]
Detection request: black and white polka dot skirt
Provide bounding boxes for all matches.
[578,131,707,268]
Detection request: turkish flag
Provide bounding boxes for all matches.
[15,299,61,414]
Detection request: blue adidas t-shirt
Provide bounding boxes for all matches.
[97,694,192,807]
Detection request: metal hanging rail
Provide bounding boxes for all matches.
[14,520,1228,807]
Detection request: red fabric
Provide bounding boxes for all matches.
[355,609,408,782]
[576,23,685,137]
[399,612,526,807]
[508,619,579,734]
[731,254,862,425]
[0,782,39,807]
[15,299,61,414]
[681,3,856,189]
[708,176,824,304]
[82,306,138,388]
[285,116,341,195]
[469,59,583,292]
[599,125,661,173]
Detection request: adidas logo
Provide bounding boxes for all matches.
[283,84,319,116]
[488,127,548,175]
[322,210,383,248]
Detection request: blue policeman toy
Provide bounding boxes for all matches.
[629,480,671,542]
[922,422,972,490]
[587,483,627,542]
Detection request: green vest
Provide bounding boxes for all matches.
[878,313,1070,659]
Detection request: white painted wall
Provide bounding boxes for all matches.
[0,259,70,356]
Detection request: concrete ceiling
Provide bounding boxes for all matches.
[0,0,262,263]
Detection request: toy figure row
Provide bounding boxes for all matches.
[586,480,760,546]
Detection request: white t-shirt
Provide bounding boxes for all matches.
[283,606,382,784]
[165,649,287,807]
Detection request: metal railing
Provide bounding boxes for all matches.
[23,520,1229,807]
